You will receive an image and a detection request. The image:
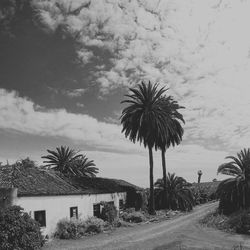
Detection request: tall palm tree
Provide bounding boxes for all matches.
[155,96,185,208]
[120,81,168,214]
[70,155,99,177]
[154,173,194,211]
[217,148,250,214]
[41,146,82,176]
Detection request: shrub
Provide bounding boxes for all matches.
[154,174,194,211]
[193,188,209,205]
[85,217,105,234]
[227,209,250,234]
[100,201,118,224]
[121,211,146,223]
[55,218,86,239]
[200,209,230,231]
[200,208,250,235]
[112,218,133,227]
[0,206,44,250]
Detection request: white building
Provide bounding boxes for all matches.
[0,166,141,237]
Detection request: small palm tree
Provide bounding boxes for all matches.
[41,146,83,176]
[121,81,168,215]
[197,170,203,184]
[70,155,98,177]
[155,96,185,208]
[217,148,250,214]
[154,173,194,211]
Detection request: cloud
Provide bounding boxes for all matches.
[64,88,86,98]
[76,102,85,108]
[31,0,250,151]
[0,88,141,152]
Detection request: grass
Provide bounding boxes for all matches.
[200,208,250,235]
[200,209,234,233]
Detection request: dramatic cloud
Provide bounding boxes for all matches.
[0,88,140,152]
[64,88,86,98]
[33,0,250,152]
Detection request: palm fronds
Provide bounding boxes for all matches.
[42,146,98,178]
[217,148,250,214]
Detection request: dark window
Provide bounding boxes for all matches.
[93,204,101,218]
[70,207,78,219]
[119,199,124,210]
[108,201,114,206]
[34,210,46,227]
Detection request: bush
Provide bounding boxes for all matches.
[85,217,105,234]
[121,211,146,223]
[55,218,86,239]
[227,209,250,234]
[100,202,118,224]
[200,209,230,231]
[55,216,106,239]
[0,206,44,250]
[200,208,250,235]
[193,188,209,205]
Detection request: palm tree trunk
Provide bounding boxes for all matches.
[161,149,167,209]
[198,174,201,184]
[148,146,155,215]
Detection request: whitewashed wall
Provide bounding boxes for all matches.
[15,192,126,236]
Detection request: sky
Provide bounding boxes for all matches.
[0,0,250,187]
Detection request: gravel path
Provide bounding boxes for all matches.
[43,202,250,250]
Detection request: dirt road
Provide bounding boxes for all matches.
[44,202,250,250]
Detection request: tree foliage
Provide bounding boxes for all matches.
[42,146,98,177]
[217,148,250,214]
[154,95,185,208]
[0,206,44,250]
[121,81,169,215]
[121,81,169,149]
[155,173,194,211]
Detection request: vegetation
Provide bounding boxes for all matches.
[42,146,98,177]
[121,210,146,223]
[55,216,106,239]
[84,217,106,234]
[201,208,250,235]
[0,206,44,250]
[69,156,98,178]
[55,218,86,239]
[155,96,185,209]
[99,201,118,224]
[121,81,171,215]
[191,182,219,205]
[154,173,194,211]
[216,148,250,214]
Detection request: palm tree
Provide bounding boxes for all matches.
[217,148,250,214]
[197,170,203,184]
[155,96,185,208]
[154,173,194,211]
[120,81,168,214]
[41,146,83,176]
[70,155,99,177]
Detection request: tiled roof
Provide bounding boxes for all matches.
[0,166,82,196]
[0,166,141,196]
[0,166,13,188]
[59,175,142,194]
